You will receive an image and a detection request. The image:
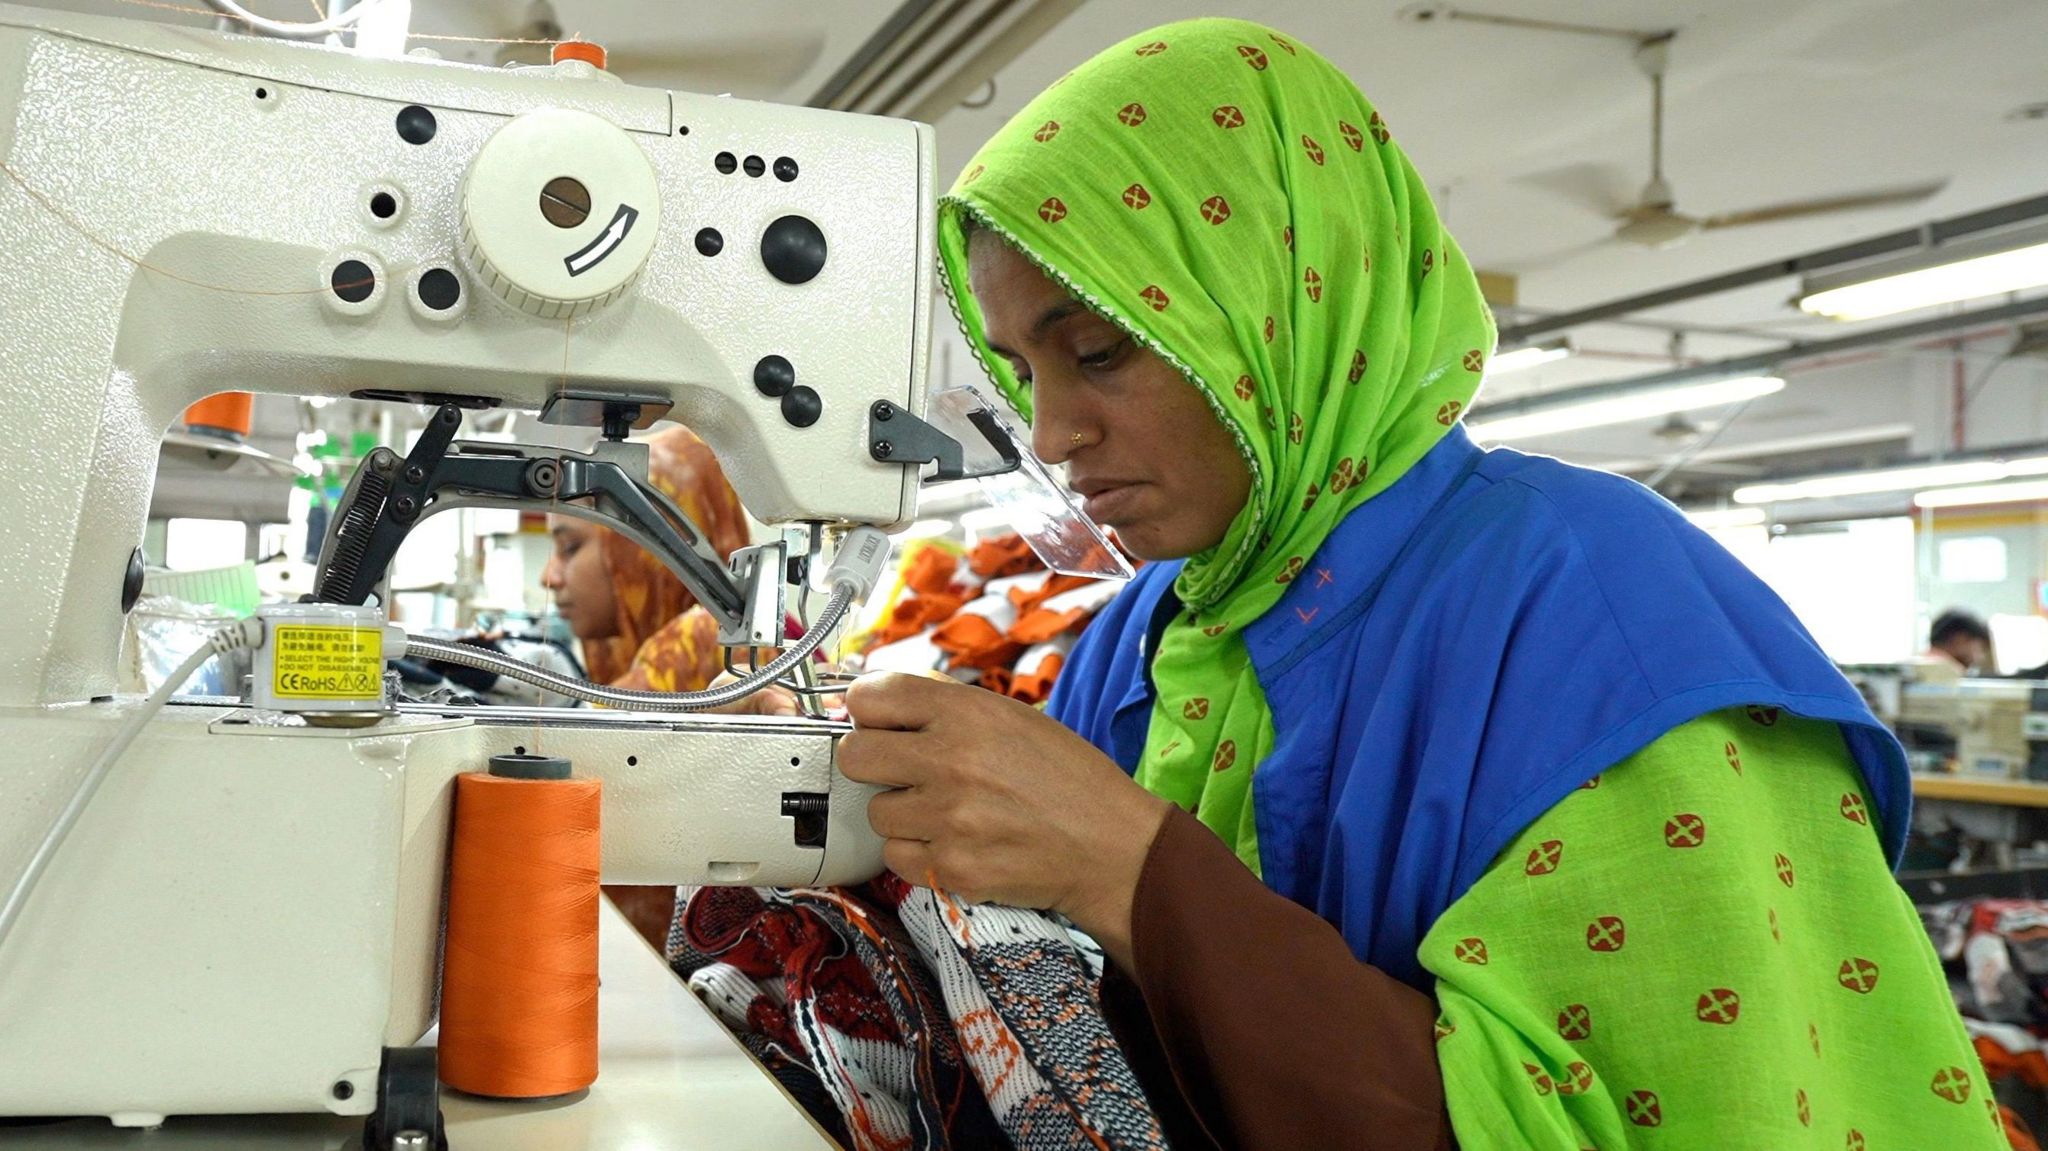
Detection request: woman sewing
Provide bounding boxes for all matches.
[822,19,1999,1149]
[538,423,753,694]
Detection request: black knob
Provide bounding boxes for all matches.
[417,267,461,311]
[781,386,822,428]
[121,546,145,614]
[760,215,827,285]
[395,105,437,145]
[754,355,795,398]
[330,259,376,304]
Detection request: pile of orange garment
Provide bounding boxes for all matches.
[860,534,1126,707]
[1967,1020,2048,1151]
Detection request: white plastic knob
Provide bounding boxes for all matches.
[459,108,662,319]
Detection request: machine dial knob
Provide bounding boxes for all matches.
[460,108,662,319]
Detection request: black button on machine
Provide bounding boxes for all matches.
[759,215,827,285]
[695,227,724,257]
[781,386,822,428]
[121,546,145,613]
[331,259,376,304]
[418,267,462,311]
[753,355,794,398]
[773,156,799,182]
[395,105,437,145]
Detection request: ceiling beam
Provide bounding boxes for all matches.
[1474,295,2048,421]
[1497,193,2048,347]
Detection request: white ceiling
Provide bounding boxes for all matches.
[935,1,2048,341]
[928,0,2048,497]
[29,0,2048,502]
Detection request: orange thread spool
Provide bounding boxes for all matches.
[181,392,254,439]
[550,40,607,69]
[439,754,601,1098]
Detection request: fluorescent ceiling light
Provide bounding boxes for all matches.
[1467,375,1784,442]
[1685,507,1768,530]
[1913,479,2048,509]
[1799,240,2048,322]
[1487,341,1572,375]
[1736,461,2008,504]
[1736,454,2048,505]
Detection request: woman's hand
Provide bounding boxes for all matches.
[839,672,1171,962]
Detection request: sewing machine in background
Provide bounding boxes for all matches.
[1898,674,2048,781]
[0,3,988,1141]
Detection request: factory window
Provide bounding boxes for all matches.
[1938,536,2009,584]
[1761,518,1918,665]
[164,517,247,571]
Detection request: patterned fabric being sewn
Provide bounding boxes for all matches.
[668,876,1168,1151]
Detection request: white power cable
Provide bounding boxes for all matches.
[202,0,390,39]
[0,618,265,955]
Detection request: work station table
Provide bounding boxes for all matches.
[7,899,838,1150]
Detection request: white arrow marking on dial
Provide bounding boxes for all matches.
[564,203,639,277]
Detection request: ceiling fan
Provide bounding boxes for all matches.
[1590,36,1947,249]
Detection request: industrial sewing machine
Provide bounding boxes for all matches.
[0,3,981,1140]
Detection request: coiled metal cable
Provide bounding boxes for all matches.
[404,586,854,711]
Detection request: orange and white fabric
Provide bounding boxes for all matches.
[854,532,1128,707]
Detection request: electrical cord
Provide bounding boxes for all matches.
[0,617,265,955]
[203,0,390,38]
[413,525,890,711]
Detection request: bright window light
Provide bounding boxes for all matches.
[1913,478,2048,509]
[1684,507,1767,530]
[1487,342,1572,375]
[164,517,247,571]
[958,507,1012,535]
[1759,518,1917,663]
[1938,536,2008,582]
[1466,376,1783,442]
[1739,454,2048,505]
[1799,241,2048,322]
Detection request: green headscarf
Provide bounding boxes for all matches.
[938,18,1496,872]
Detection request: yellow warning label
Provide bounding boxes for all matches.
[272,624,383,699]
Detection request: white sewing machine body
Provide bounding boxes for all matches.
[0,2,931,1129]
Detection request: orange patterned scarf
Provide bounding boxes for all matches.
[581,425,752,688]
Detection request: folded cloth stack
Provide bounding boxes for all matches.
[666,877,1169,1151]
[859,534,1125,706]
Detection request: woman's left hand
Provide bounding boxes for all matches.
[839,672,1170,953]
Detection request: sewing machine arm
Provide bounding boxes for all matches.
[314,404,754,637]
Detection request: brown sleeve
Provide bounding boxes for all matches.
[1099,807,1453,1151]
